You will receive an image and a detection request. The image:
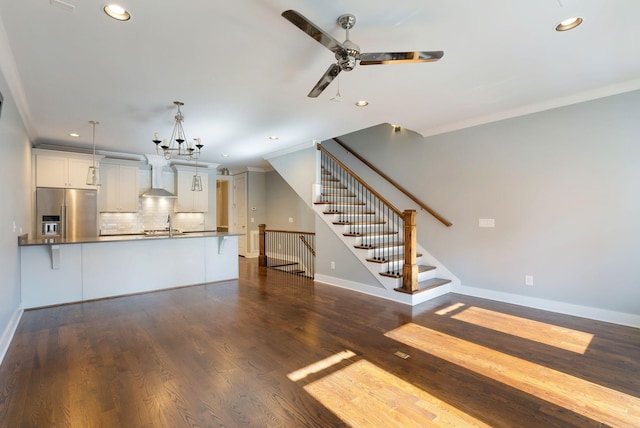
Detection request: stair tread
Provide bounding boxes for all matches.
[354,242,403,249]
[344,231,398,237]
[315,201,366,205]
[324,210,376,215]
[321,193,356,197]
[394,278,452,295]
[367,254,424,264]
[334,221,385,225]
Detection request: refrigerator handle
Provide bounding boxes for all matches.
[62,204,67,239]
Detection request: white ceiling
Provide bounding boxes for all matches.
[1,0,639,169]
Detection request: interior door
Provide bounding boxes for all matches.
[233,173,247,256]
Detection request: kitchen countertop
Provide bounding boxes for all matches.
[18,230,243,246]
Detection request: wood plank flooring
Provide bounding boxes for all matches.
[0,257,638,427]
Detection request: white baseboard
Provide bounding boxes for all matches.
[0,307,23,366]
[315,274,412,305]
[454,284,640,328]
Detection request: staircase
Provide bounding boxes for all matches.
[314,163,452,302]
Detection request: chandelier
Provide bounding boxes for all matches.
[152,101,203,161]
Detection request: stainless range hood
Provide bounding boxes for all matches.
[142,155,176,198]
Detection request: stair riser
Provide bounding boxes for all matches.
[365,246,405,258]
[341,224,388,234]
[321,188,351,194]
[354,236,403,246]
[331,214,377,221]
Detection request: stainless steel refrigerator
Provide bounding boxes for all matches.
[36,187,98,239]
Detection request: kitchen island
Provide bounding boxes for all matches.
[19,231,241,308]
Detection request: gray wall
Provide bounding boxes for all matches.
[265,170,315,231]
[336,90,640,315]
[247,170,267,235]
[0,66,31,360]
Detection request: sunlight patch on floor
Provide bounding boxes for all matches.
[301,358,490,427]
[450,306,594,354]
[386,323,640,427]
[435,302,466,315]
[287,350,357,382]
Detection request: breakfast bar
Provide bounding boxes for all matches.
[19,232,240,309]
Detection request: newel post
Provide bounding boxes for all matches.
[401,210,418,293]
[258,224,267,267]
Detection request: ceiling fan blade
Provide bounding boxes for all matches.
[308,63,341,98]
[282,10,346,55]
[359,51,444,65]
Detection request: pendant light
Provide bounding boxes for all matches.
[86,120,100,186]
[191,141,203,192]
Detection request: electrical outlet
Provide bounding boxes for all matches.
[525,275,534,286]
[288,217,293,223]
[330,261,335,270]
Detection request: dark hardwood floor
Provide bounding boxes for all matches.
[0,257,638,427]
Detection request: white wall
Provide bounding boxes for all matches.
[335,90,640,317]
[0,63,31,362]
[265,170,315,231]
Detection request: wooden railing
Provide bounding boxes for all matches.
[333,137,452,227]
[318,144,419,293]
[258,224,316,278]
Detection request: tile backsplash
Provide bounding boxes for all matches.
[100,198,205,235]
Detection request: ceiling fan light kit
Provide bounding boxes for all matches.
[281,9,444,98]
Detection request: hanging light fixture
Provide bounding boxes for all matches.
[191,141,203,192]
[152,101,203,161]
[86,120,100,186]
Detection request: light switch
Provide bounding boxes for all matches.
[288,217,293,223]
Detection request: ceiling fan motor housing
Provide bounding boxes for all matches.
[336,39,360,71]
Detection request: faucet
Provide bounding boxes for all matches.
[167,214,173,237]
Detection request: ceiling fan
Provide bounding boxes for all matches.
[282,9,444,98]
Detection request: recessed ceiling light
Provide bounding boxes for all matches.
[222,154,230,157]
[355,100,369,107]
[104,4,131,21]
[555,17,583,31]
[69,133,80,137]
[268,136,279,140]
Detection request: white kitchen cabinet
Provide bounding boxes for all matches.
[173,166,208,212]
[35,149,103,189]
[99,162,139,212]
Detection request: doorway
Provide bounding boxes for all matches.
[216,179,230,232]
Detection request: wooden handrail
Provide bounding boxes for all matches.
[317,144,404,217]
[332,137,452,227]
[299,235,316,257]
[264,228,316,235]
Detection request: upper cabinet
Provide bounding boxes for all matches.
[99,161,140,212]
[35,149,104,189]
[173,166,208,212]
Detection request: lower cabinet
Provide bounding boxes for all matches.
[174,166,208,212]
